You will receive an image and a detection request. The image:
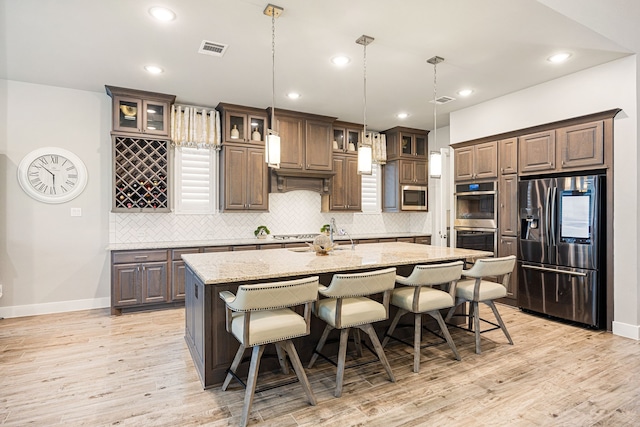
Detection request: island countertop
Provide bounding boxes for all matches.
[182,242,492,285]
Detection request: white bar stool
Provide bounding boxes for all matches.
[445,255,516,354]
[219,276,319,427]
[382,261,464,373]
[307,267,397,398]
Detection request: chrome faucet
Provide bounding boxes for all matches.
[329,217,337,245]
[340,228,355,250]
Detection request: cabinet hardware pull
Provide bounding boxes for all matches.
[522,264,587,277]
[134,256,149,259]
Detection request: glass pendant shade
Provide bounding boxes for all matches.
[357,145,372,175]
[266,133,281,167]
[430,151,442,178]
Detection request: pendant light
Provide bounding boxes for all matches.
[264,4,283,168]
[356,35,374,175]
[427,56,444,178]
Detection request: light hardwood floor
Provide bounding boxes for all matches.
[1,304,639,426]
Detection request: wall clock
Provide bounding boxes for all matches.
[17,147,88,204]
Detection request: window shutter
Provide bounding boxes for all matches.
[361,164,380,213]
[175,147,214,213]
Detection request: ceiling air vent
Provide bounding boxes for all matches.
[430,96,456,105]
[198,40,228,57]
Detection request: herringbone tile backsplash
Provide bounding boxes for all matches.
[110,191,430,244]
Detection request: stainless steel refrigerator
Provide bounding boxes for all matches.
[518,174,604,327]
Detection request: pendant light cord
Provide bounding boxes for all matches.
[271,12,276,130]
[363,41,367,139]
[433,60,437,148]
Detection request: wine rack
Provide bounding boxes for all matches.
[112,136,170,212]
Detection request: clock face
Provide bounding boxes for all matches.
[18,147,88,203]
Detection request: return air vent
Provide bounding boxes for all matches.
[430,96,456,105]
[198,40,228,57]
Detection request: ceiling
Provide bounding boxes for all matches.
[0,0,633,131]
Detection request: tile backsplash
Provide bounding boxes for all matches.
[110,190,431,244]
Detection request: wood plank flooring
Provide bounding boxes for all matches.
[1,304,639,426]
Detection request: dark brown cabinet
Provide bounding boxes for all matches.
[499,137,518,174]
[272,109,335,172]
[332,121,362,153]
[106,86,175,213]
[498,236,518,301]
[557,120,604,170]
[217,103,267,144]
[499,174,518,237]
[399,159,428,185]
[454,141,498,181]
[106,86,174,138]
[220,145,268,211]
[384,127,428,160]
[111,250,169,311]
[322,154,361,211]
[171,248,200,301]
[518,130,556,174]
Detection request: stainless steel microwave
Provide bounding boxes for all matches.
[402,185,427,211]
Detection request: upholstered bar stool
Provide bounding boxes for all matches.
[382,261,464,373]
[308,267,397,398]
[445,255,516,354]
[219,276,319,427]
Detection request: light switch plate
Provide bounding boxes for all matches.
[70,208,82,217]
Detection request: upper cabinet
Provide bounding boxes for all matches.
[332,121,363,153]
[217,103,267,144]
[270,108,336,172]
[454,140,498,181]
[499,137,518,175]
[519,120,605,176]
[385,126,428,160]
[518,130,556,174]
[105,86,175,137]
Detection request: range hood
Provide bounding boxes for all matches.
[270,169,335,194]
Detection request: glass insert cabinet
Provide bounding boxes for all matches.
[106,85,176,212]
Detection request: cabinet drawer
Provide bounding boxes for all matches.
[396,237,415,243]
[203,246,231,253]
[260,244,284,250]
[172,248,200,261]
[113,250,168,264]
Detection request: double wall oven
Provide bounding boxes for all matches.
[454,181,497,255]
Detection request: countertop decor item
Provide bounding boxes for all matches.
[254,225,270,239]
[307,234,335,255]
[17,147,88,204]
[320,224,330,235]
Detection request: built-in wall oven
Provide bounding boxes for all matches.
[454,181,498,255]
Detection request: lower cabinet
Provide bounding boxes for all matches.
[498,235,518,304]
[111,250,169,311]
[171,248,200,302]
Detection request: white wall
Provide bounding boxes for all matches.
[0,80,112,317]
[449,56,639,339]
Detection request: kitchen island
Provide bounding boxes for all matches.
[182,242,492,388]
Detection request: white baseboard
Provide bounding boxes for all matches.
[612,321,640,340]
[0,297,110,319]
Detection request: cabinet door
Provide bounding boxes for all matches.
[382,161,400,212]
[305,119,333,171]
[330,156,347,209]
[141,262,168,304]
[499,138,518,175]
[345,156,362,211]
[415,236,431,245]
[454,147,474,181]
[414,134,428,158]
[474,141,498,179]
[246,147,268,210]
[142,100,169,136]
[399,160,416,184]
[276,115,304,169]
[113,96,143,134]
[171,261,187,301]
[498,236,518,301]
[557,120,604,169]
[223,146,248,209]
[414,160,428,185]
[112,264,140,306]
[519,130,556,174]
[499,174,518,236]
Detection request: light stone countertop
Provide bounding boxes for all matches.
[106,232,431,251]
[182,241,491,285]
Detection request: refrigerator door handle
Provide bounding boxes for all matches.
[522,264,587,277]
[550,186,557,246]
[544,187,551,243]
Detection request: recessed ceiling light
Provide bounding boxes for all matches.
[457,89,473,97]
[144,65,164,74]
[149,7,176,21]
[287,92,301,99]
[396,112,409,119]
[547,52,572,63]
[331,56,351,66]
